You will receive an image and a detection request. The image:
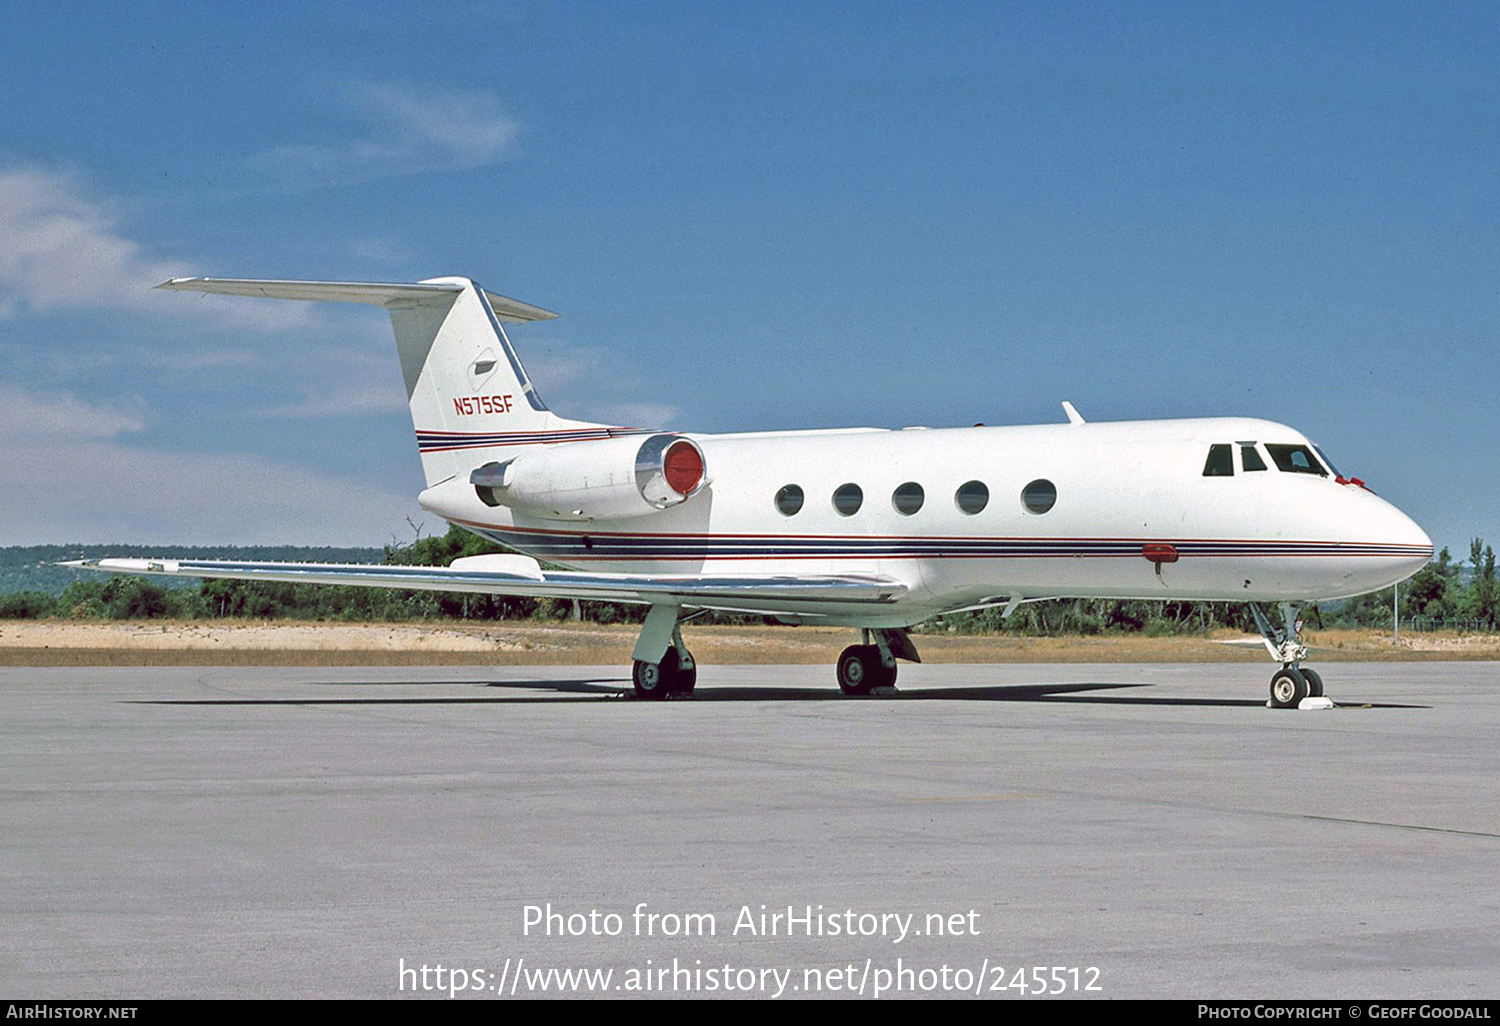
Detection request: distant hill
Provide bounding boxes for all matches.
[1,545,385,596]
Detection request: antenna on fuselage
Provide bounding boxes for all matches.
[1061,401,1085,425]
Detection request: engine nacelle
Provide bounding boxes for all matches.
[470,433,707,521]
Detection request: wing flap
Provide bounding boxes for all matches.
[63,558,907,610]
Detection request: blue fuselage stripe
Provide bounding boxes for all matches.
[465,526,1430,562]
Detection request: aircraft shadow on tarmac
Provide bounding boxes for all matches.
[136,678,1428,708]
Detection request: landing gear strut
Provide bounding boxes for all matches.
[1251,602,1327,709]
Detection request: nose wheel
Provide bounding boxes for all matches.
[1300,667,1324,698]
[1269,667,1309,709]
[1252,603,1328,708]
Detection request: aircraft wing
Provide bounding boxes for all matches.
[62,557,907,615]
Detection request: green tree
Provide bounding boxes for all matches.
[55,580,108,618]
[383,523,504,567]
[0,591,55,618]
[1475,543,1498,629]
[1402,547,1454,620]
[54,577,178,619]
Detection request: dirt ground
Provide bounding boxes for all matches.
[1,619,1496,666]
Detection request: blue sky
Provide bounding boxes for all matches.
[1,1,1495,555]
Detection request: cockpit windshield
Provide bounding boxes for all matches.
[1265,444,1328,476]
[1313,444,1342,478]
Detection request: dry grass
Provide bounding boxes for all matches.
[0,619,1496,666]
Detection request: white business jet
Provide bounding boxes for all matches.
[72,275,1433,706]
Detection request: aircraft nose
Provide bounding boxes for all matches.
[1402,509,1431,550]
[1393,505,1434,572]
[1324,487,1433,593]
[1366,494,1433,578]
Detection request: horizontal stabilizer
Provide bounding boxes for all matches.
[63,559,907,613]
[157,277,559,323]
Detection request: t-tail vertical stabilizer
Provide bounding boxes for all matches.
[156,275,619,486]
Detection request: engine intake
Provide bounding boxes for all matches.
[471,433,707,521]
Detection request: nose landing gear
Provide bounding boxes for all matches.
[1251,602,1331,709]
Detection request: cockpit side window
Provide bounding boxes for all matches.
[1203,444,1234,477]
[1266,444,1328,476]
[1241,444,1267,472]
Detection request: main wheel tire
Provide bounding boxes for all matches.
[1269,667,1309,709]
[837,644,875,695]
[668,654,697,696]
[633,649,678,700]
[838,644,897,694]
[1301,667,1324,699]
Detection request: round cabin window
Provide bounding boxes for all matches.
[892,482,924,516]
[1021,479,1057,514]
[955,480,989,515]
[832,483,863,516]
[774,484,804,516]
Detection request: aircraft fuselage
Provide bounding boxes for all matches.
[418,415,1432,627]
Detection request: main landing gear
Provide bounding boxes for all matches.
[627,607,921,699]
[631,645,696,699]
[836,628,920,696]
[630,606,697,700]
[1250,602,1329,709]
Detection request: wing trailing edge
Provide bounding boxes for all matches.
[62,558,908,612]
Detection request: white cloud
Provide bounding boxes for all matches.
[521,343,681,427]
[0,388,414,545]
[256,384,408,420]
[590,402,679,429]
[252,337,679,425]
[0,387,145,440]
[139,348,266,372]
[257,83,521,188]
[343,236,418,266]
[255,346,409,418]
[0,167,309,329]
[522,350,606,389]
